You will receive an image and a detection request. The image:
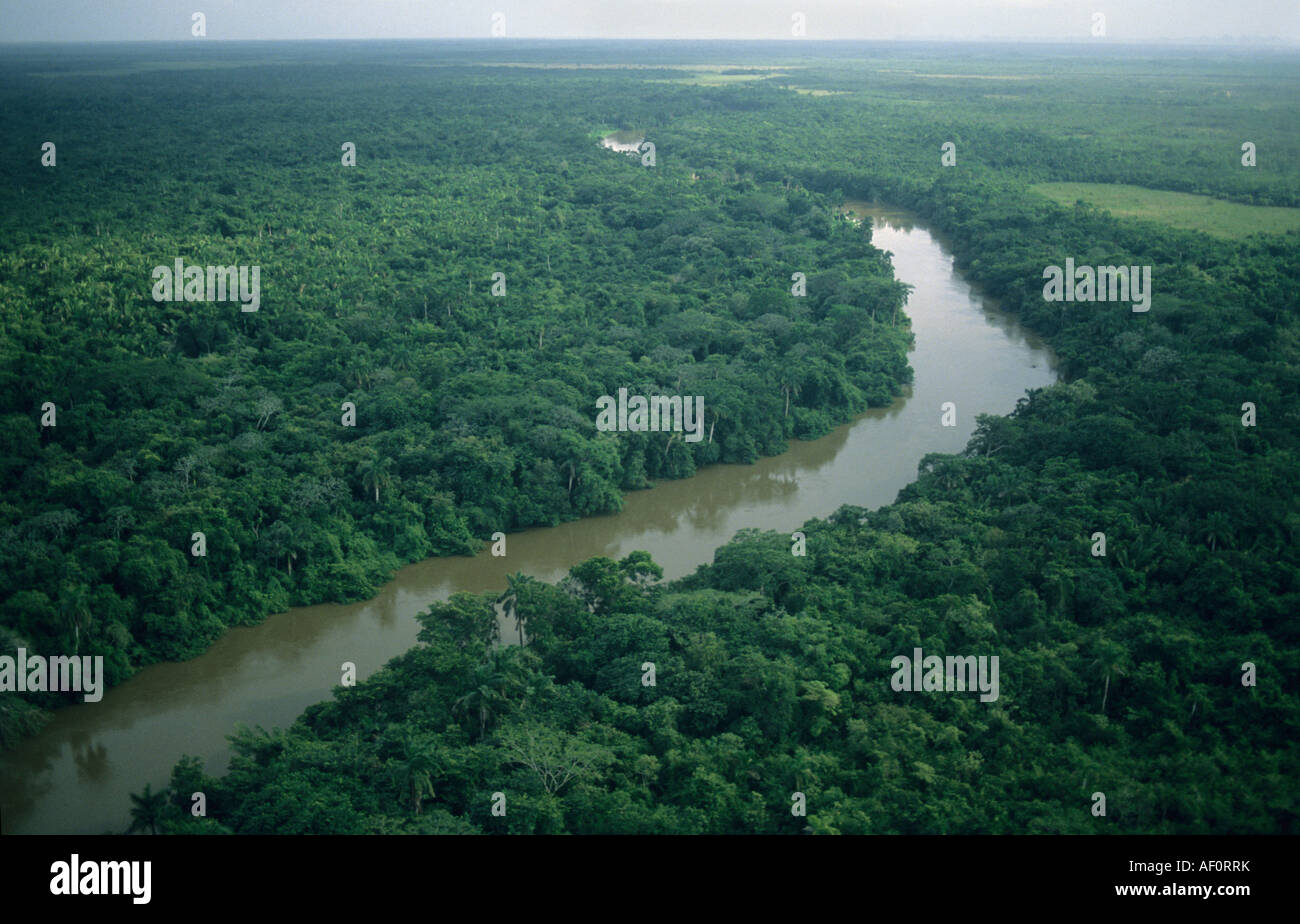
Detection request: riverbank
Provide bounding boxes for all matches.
[0,207,1058,834]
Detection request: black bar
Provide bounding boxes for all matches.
[1,834,1284,911]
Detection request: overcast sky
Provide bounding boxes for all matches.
[1,0,1297,44]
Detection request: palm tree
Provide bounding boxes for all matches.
[497,592,525,647]
[453,650,531,739]
[263,520,299,576]
[390,736,439,816]
[453,671,506,740]
[356,456,392,503]
[59,582,93,656]
[1198,510,1234,552]
[1091,640,1130,715]
[506,573,540,645]
[778,370,802,418]
[127,783,167,835]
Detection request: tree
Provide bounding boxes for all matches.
[1198,510,1234,552]
[418,592,499,651]
[58,581,93,655]
[496,721,614,797]
[174,454,199,491]
[389,735,439,816]
[1091,639,1131,715]
[262,520,300,576]
[452,662,511,740]
[252,394,283,431]
[619,550,663,588]
[106,505,134,541]
[127,783,168,835]
[356,456,393,504]
[452,648,534,739]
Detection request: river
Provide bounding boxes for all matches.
[0,205,1059,834]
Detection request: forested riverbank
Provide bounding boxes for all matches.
[0,46,918,748]
[1,41,1296,834]
[142,175,1297,832]
[1,202,1058,834]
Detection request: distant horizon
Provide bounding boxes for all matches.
[1,1,1296,46]
[1,35,1297,49]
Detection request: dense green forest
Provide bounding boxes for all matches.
[143,185,1299,832]
[0,44,918,746]
[1,42,1297,833]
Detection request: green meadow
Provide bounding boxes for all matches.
[1030,181,1300,239]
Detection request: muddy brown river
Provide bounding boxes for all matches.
[0,206,1059,834]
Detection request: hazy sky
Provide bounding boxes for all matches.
[1,0,1297,44]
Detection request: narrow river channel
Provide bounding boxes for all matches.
[0,205,1059,834]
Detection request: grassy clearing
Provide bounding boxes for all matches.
[913,73,1045,79]
[651,72,789,86]
[1030,182,1300,239]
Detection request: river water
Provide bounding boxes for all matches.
[0,205,1058,834]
